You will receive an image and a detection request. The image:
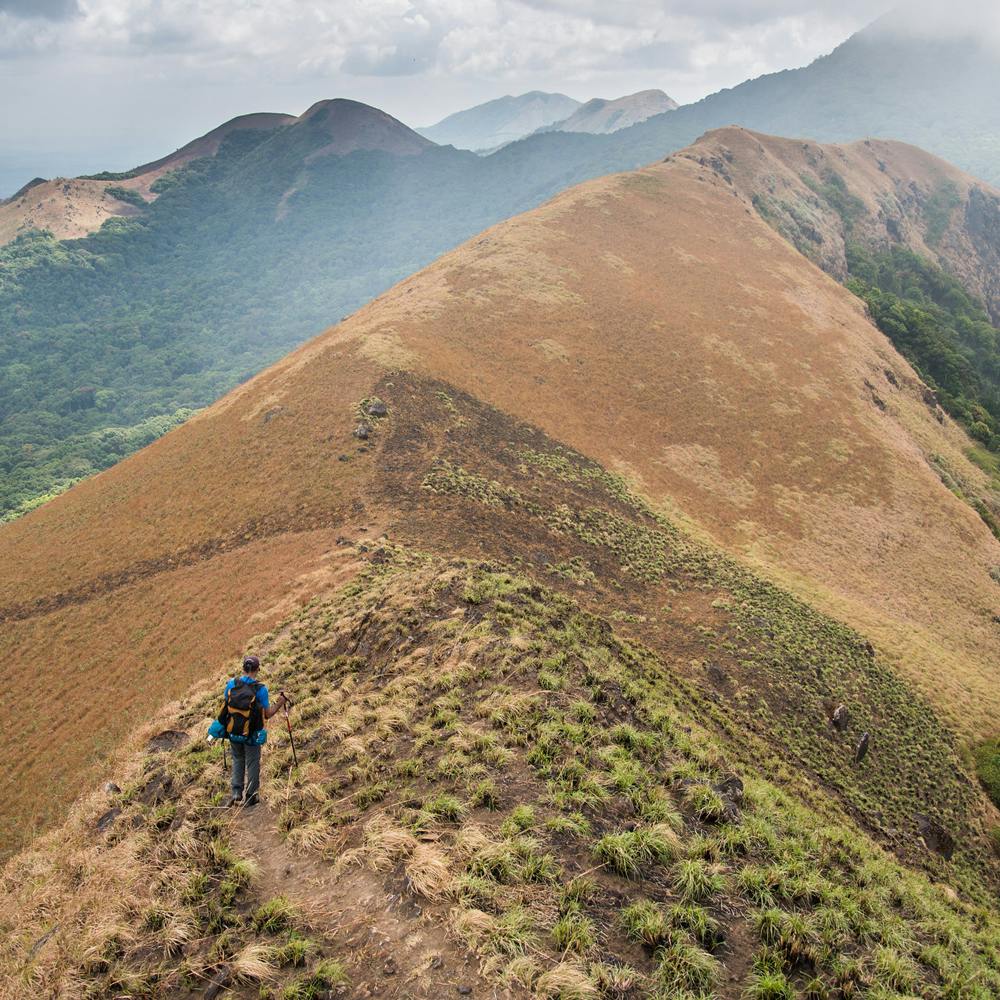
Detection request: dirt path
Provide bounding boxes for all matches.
[229,804,492,999]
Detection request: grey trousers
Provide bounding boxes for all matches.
[230,741,261,801]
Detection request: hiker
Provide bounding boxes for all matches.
[211,655,288,807]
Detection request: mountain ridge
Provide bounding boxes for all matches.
[4,154,1000,992]
[418,90,581,150]
[539,89,679,136]
[3,129,999,863]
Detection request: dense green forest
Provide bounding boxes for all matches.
[846,246,1000,451]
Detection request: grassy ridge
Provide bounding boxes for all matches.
[6,548,998,997]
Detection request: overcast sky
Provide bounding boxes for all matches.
[0,0,922,196]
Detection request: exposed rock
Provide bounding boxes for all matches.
[138,770,174,806]
[27,925,58,960]
[713,775,744,822]
[832,704,850,732]
[883,368,899,387]
[917,814,956,861]
[864,378,887,411]
[204,964,232,1000]
[146,729,189,753]
[353,423,371,440]
[706,663,728,686]
[714,775,744,801]
[366,398,388,417]
[96,807,121,832]
[854,731,871,763]
[104,782,121,795]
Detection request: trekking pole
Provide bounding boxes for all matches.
[281,691,299,769]
[222,741,227,775]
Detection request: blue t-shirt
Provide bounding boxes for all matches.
[225,675,270,731]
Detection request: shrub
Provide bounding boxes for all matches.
[253,896,296,933]
[653,935,720,994]
[973,739,1000,809]
[551,911,595,954]
[671,858,727,903]
[620,899,669,947]
[743,969,795,1000]
[593,824,680,878]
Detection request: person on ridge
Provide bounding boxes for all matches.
[212,655,288,807]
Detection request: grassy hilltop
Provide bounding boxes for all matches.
[4,385,999,996]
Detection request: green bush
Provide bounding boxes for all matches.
[846,246,1000,457]
[974,739,1000,808]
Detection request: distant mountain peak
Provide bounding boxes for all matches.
[418,91,582,150]
[536,88,679,138]
[295,98,433,157]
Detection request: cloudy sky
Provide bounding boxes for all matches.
[0,0,904,196]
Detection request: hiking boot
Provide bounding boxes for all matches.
[243,794,259,808]
[228,795,242,808]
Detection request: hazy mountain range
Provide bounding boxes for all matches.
[416,90,582,150]
[418,88,678,151]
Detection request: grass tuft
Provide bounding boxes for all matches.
[593,824,680,878]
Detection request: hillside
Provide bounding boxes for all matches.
[0,112,294,244]
[672,128,1000,458]
[5,531,1000,996]
[541,90,678,136]
[0,100,617,523]
[5,15,1000,524]
[4,122,1000,885]
[418,91,581,150]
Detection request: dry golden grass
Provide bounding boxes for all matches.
[405,844,453,900]
[535,961,600,999]
[231,942,277,984]
[4,126,1000,861]
[0,113,296,246]
[688,126,1000,319]
[0,177,140,243]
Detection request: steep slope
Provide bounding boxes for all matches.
[682,128,1000,464]
[3,132,1000,871]
[418,91,581,150]
[590,13,1000,187]
[542,90,678,136]
[684,128,1000,321]
[4,532,1000,997]
[0,112,294,244]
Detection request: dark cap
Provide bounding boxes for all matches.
[242,655,261,672]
